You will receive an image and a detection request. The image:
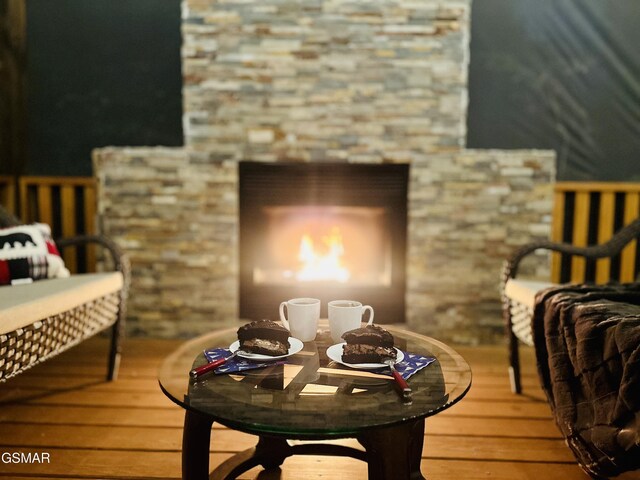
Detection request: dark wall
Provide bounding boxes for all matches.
[24,1,640,180]
[26,0,183,176]
[467,0,640,181]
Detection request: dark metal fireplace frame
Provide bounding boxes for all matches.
[239,161,409,323]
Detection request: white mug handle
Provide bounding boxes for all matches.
[279,302,290,330]
[362,305,374,325]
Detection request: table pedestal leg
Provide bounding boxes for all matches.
[182,410,214,480]
[182,411,425,480]
[211,436,291,479]
[357,419,426,480]
[254,436,291,469]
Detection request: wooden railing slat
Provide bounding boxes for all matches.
[83,187,97,272]
[18,177,29,221]
[620,192,640,282]
[36,185,53,227]
[570,191,590,283]
[550,191,565,283]
[0,176,16,214]
[60,185,78,272]
[596,192,615,284]
[60,186,77,237]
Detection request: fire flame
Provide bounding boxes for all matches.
[296,227,350,282]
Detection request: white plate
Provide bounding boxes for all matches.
[229,337,304,361]
[326,343,404,370]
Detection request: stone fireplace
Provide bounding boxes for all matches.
[94,0,555,343]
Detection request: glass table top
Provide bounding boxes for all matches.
[158,323,472,438]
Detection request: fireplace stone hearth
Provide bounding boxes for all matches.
[94,0,556,343]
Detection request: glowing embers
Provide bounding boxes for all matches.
[253,206,391,287]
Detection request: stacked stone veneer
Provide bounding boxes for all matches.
[94,0,556,342]
[182,0,469,160]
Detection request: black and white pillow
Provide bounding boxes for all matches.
[0,224,70,285]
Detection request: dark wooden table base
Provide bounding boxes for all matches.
[182,410,426,480]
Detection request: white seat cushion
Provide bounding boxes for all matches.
[504,279,557,346]
[504,279,557,309]
[0,272,123,335]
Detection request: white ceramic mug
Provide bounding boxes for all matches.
[328,300,374,343]
[279,298,320,342]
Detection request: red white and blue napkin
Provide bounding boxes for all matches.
[203,348,287,374]
[204,348,435,379]
[378,352,436,380]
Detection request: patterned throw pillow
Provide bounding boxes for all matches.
[0,223,70,285]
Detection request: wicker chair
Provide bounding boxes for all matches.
[0,234,129,382]
[501,217,640,394]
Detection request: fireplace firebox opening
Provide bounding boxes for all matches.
[255,206,391,287]
[239,161,409,323]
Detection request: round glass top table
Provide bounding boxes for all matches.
[159,323,471,480]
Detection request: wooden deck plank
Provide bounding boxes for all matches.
[0,337,633,479]
[0,423,574,463]
[1,372,542,392]
[4,461,639,480]
[0,389,551,418]
[0,404,186,428]
[0,378,546,404]
[0,447,210,479]
[0,404,561,438]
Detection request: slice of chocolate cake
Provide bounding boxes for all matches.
[341,324,396,364]
[342,324,394,348]
[237,319,290,356]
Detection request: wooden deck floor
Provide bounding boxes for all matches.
[0,338,638,480]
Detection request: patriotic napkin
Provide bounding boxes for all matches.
[203,348,287,374]
[373,351,436,380]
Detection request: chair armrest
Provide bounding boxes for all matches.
[501,217,640,290]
